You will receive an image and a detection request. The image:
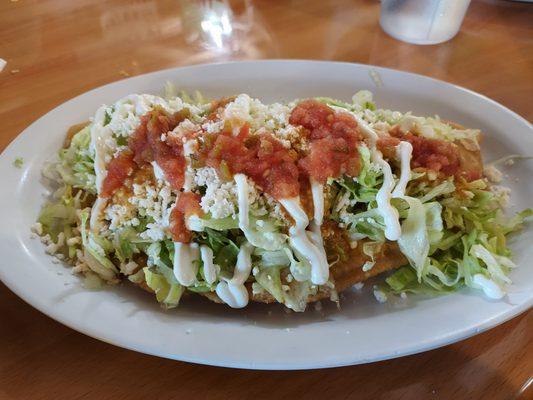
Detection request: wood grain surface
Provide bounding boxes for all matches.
[0,0,532,399]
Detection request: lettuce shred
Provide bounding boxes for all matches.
[55,126,97,194]
[329,131,531,298]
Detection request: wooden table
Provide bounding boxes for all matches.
[1,0,532,398]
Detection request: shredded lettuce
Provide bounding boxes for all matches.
[192,208,287,252]
[317,90,376,112]
[188,214,239,231]
[79,210,118,280]
[195,228,240,282]
[332,137,531,299]
[397,114,481,143]
[56,126,96,194]
[253,263,313,312]
[38,186,79,241]
[385,176,532,297]
[143,267,184,308]
[112,226,143,263]
[397,197,430,278]
[13,157,24,168]
[331,145,388,242]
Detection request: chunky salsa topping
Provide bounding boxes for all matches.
[289,100,362,183]
[100,108,190,198]
[169,192,203,243]
[101,98,483,243]
[377,126,482,180]
[101,151,135,198]
[199,124,300,200]
[128,108,191,190]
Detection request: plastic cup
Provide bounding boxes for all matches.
[380,0,471,45]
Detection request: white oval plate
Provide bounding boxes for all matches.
[0,61,532,370]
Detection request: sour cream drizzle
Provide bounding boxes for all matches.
[229,242,254,286]
[215,242,253,308]
[391,141,413,198]
[173,242,199,286]
[210,174,256,308]
[310,180,324,225]
[280,196,329,285]
[200,245,217,285]
[375,154,401,241]
[308,179,328,274]
[353,113,402,241]
[279,197,309,232]
[216,280,249,308]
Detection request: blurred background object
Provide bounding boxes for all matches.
[380,0,471,45]
[180,0,276,60]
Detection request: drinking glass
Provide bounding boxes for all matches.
[380,0,471,45]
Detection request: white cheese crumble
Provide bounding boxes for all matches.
[202,119,224,134]
[194,167,239,219]
[44,232,65,255]
[66,237,81,246]
[170,119,198,138]
[119,181,176,240]
[362,261,375,272]
[107,94,185,138]
[223,94,252,125]
[484,165,503,183]
[222,94,293,135]
[491,185,511,208]
[121,261,139,275]
[373,286,388,303]
[31,222,43,236]
[104,204,138,231]
[183,138,199,157]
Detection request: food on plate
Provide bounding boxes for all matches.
[33,88,531,311]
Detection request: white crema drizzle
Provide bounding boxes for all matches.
[211,174,256,308]
[200,245,217,285]
[173,241,199,286]
[391,141,413,199]
[215,242,253,308]
[280,193,329,285]
[352,114,402,241]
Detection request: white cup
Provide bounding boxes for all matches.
[380,0,471,45]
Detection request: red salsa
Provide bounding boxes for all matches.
[289,100,362,183]
[100,151,136,198]
[169,192,203,243]
[199,125,300,200]
[378,127,462,178]
[128,109,190,190]
[100,108,191,198]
